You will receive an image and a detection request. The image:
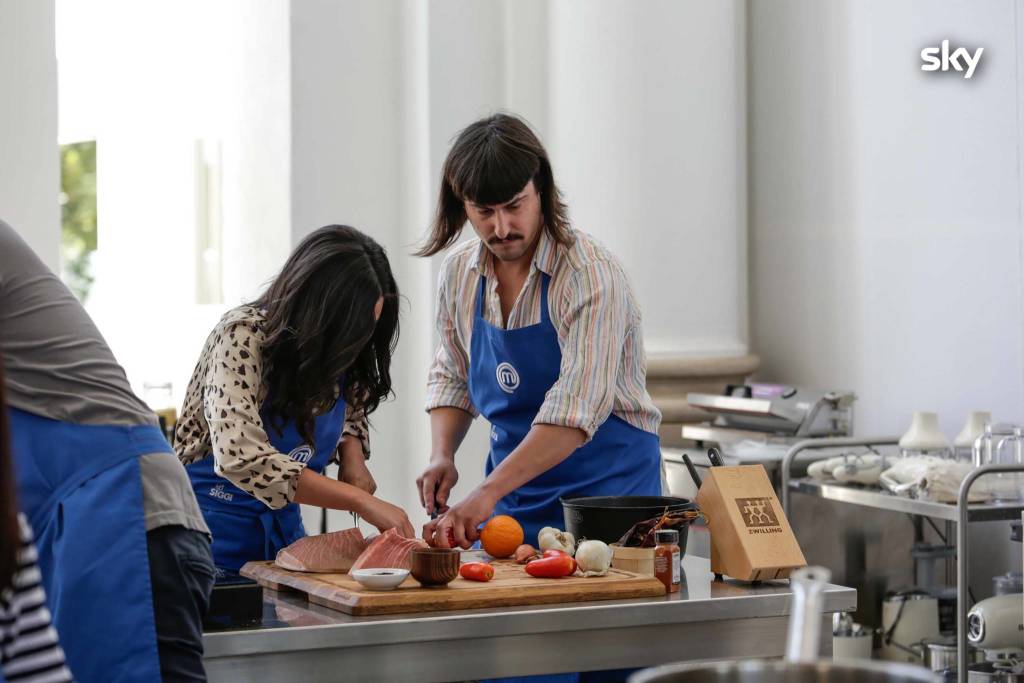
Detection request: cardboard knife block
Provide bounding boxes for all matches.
[696,464,807,582]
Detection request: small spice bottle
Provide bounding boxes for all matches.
[654,529,681,593]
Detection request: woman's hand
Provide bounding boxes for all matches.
[339,438,376,495]
[359,497,416,538]
[421,487,498,549]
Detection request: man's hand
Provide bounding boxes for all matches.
[421,487,498,549]
[416,457,459,516]
[339,438,376,495]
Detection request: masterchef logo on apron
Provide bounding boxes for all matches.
[287,444,315,464]
[495,362,520,394]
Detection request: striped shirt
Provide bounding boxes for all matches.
[1,515,73,683]
[426,227,661,441]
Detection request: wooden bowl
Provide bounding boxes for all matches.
[410,548,460,587]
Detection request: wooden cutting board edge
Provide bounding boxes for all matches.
[241,561,666,616]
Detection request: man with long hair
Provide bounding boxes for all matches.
[418,113,663,554]
[0,220,213,683]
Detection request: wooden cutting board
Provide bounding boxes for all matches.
[240,560,666,616]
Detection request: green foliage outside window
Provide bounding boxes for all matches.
[60,140,97,302]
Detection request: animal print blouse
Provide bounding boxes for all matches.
[173,305,370,509]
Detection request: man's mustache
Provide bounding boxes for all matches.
[489,234,523,245]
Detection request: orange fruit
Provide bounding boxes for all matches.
[480,515,524,559]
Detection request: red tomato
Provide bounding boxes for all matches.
[459,562,494,582]
[542,549,577,573]
[525,554,576,578]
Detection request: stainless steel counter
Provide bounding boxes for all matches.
[203,555,856,682]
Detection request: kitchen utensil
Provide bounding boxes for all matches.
[707,447,725,467]
[968,594,1024,654]
[410,548,460,587]
[629,566,941,682]
[899,412,951,456]
[350,568,410,591]
[880,591,941,663]
[683,385,856,443]
[681,452,702,489]
[561,495,698,545]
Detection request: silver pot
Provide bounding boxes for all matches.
[919,637,984,673]
[967,661,1024,682]
[630,566,941,683]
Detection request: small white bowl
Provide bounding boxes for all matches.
[351,568,410,591]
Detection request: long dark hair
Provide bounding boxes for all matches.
[415,112,573,257]
[0,357,20,598]
[250,225,400,445]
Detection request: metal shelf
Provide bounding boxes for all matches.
[788,478,1024,522]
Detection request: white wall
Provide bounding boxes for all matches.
[291,1,748,530]
[57,0,291,407]
[749,0,1023,443]
[0,0,59,269]
[749,0,1024,591]
[549,0,748,356]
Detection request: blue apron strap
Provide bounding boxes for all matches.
[476,273,488,319]
[539,273,552,325]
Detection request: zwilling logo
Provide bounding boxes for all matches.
[921,40,983,79]
[736,497,782,534]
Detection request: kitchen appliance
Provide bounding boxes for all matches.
[561,495,697,545]
[630,567,941,683]
[202,571,264,630]
[880,591,941,663]
[967,594,1024,656]
[683,384,855,445]
[899,412,952,457]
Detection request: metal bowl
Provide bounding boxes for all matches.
[629,659,943,683]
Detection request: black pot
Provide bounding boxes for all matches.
[561,496,698,546]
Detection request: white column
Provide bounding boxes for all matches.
[548,0,749,357]
[0,0,59,269]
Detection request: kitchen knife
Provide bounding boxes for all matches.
[707,447,725,467]
[681,452,703,489]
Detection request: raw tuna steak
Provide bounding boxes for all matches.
[348,528,427,574]
[275,528,368,573]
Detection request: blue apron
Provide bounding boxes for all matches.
[9,407,169,683]
[468,273,661,683]
[186,394,347,573]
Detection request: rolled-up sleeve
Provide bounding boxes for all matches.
[425,258,478,416]
[533,259,628,441]
[341,402,371,459]
[203,321,304,509]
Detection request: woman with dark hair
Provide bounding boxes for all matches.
[176,224,414,572]
[0,360,73,683]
